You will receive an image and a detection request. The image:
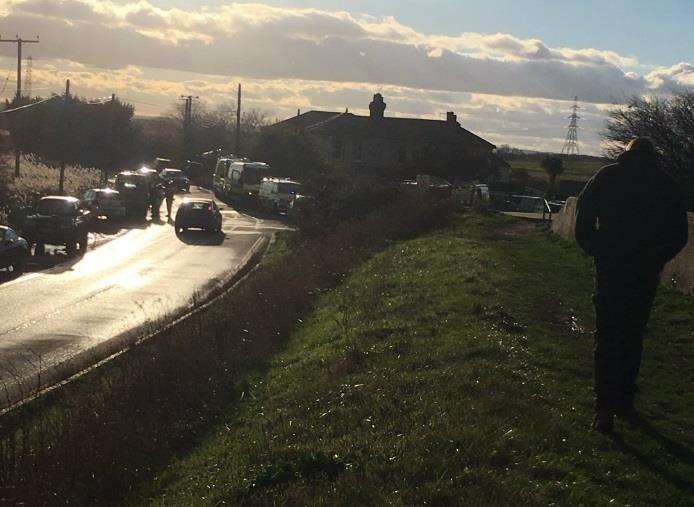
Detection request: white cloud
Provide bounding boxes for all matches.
[1,0,691,155]
[2,0,684,103]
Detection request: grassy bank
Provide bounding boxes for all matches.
[0,190,452,504]
[140,214,693,505]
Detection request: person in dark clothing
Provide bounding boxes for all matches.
[575,137,689,433]
[150,182,165,222]
[164,180,175,219]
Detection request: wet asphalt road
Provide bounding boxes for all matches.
[0,187,288,406]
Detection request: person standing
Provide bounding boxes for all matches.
[575,138,688,433]
[165,180,176,219]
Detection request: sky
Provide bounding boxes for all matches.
[0,0,692,155]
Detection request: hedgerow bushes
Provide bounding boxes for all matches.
[0,182,454,504]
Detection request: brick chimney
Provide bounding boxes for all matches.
[447,111,459,126]
[369,93,386,121]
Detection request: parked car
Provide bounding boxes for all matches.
[0,226,29,275]
[453,183,490,206]
[508,195,547,213]
[286,194,312,221]
[174,198,222,234]
[115,171,150,220]
[258,178,302,213]
[82,188,127,220]
[138,166,159,183]
[153,158,172,172]
[159,168,190,193]
[23,196,91,256]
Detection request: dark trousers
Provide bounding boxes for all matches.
[593,262,660,413]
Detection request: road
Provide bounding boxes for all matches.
[0,187,287,407]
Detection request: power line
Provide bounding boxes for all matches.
[0,34,39,177]
[0,35,39,101]
[0,96,58,114]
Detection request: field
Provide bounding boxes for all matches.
[135,214,693,505]
[508,156,606,183]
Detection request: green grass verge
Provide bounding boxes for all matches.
[509,158,604,182]
[135,214,693,505]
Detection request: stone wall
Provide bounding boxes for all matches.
[550,197,578,241]
[551,199,694,294]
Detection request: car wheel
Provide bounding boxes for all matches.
[34,242,45,257]
[78,233,88,256]
[12,254,26,275]
[66,241,77,257]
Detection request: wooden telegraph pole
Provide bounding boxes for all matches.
[59,79,70,194]
[0,35,39,177]
[235,84,241,155]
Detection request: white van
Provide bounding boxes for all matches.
[258,178,302,213]
[213,159,270,204]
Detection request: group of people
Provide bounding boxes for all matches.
[149,179,177,221]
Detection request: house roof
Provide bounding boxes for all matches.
[268,110,496,150]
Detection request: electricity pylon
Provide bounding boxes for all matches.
[561,96,580,156]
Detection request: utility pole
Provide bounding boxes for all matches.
[235,84,241,155]
[105,93,116,186]
[180,95,198,161]
[59,79,70,194]
[1,35,39,177]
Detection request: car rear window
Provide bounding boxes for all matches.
[96,191,119,200]
[189,202,210,210]
[116,175,146,190]
[38,199,74,215]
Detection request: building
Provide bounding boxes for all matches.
[266,93,509,183]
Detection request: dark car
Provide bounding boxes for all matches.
[0,226,29,275]
[22,196,90,256]
[174,199,222,234]
[115,171,150,220]
[160,169,190,193]
[82,188,127,221]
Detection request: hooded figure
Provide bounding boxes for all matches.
[575,138,688,433]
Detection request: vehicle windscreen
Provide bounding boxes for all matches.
[242,166,268,185]
[278,183,301,194]
[38,199,74,216]
[96,191,119,201]
[116,175,147,191]
[162,170,182,177]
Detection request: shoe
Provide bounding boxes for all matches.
[592,410,614,434]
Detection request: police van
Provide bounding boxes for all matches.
[213,158,271,205]
[258,178,302,214]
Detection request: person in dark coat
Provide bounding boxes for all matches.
[575,137,688,433]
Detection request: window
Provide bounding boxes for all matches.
[332,138,344,160]
[5,229,17,242]
[353,140,363,160]
[38,199,75,216]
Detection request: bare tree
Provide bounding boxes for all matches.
[603,93,694,204]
